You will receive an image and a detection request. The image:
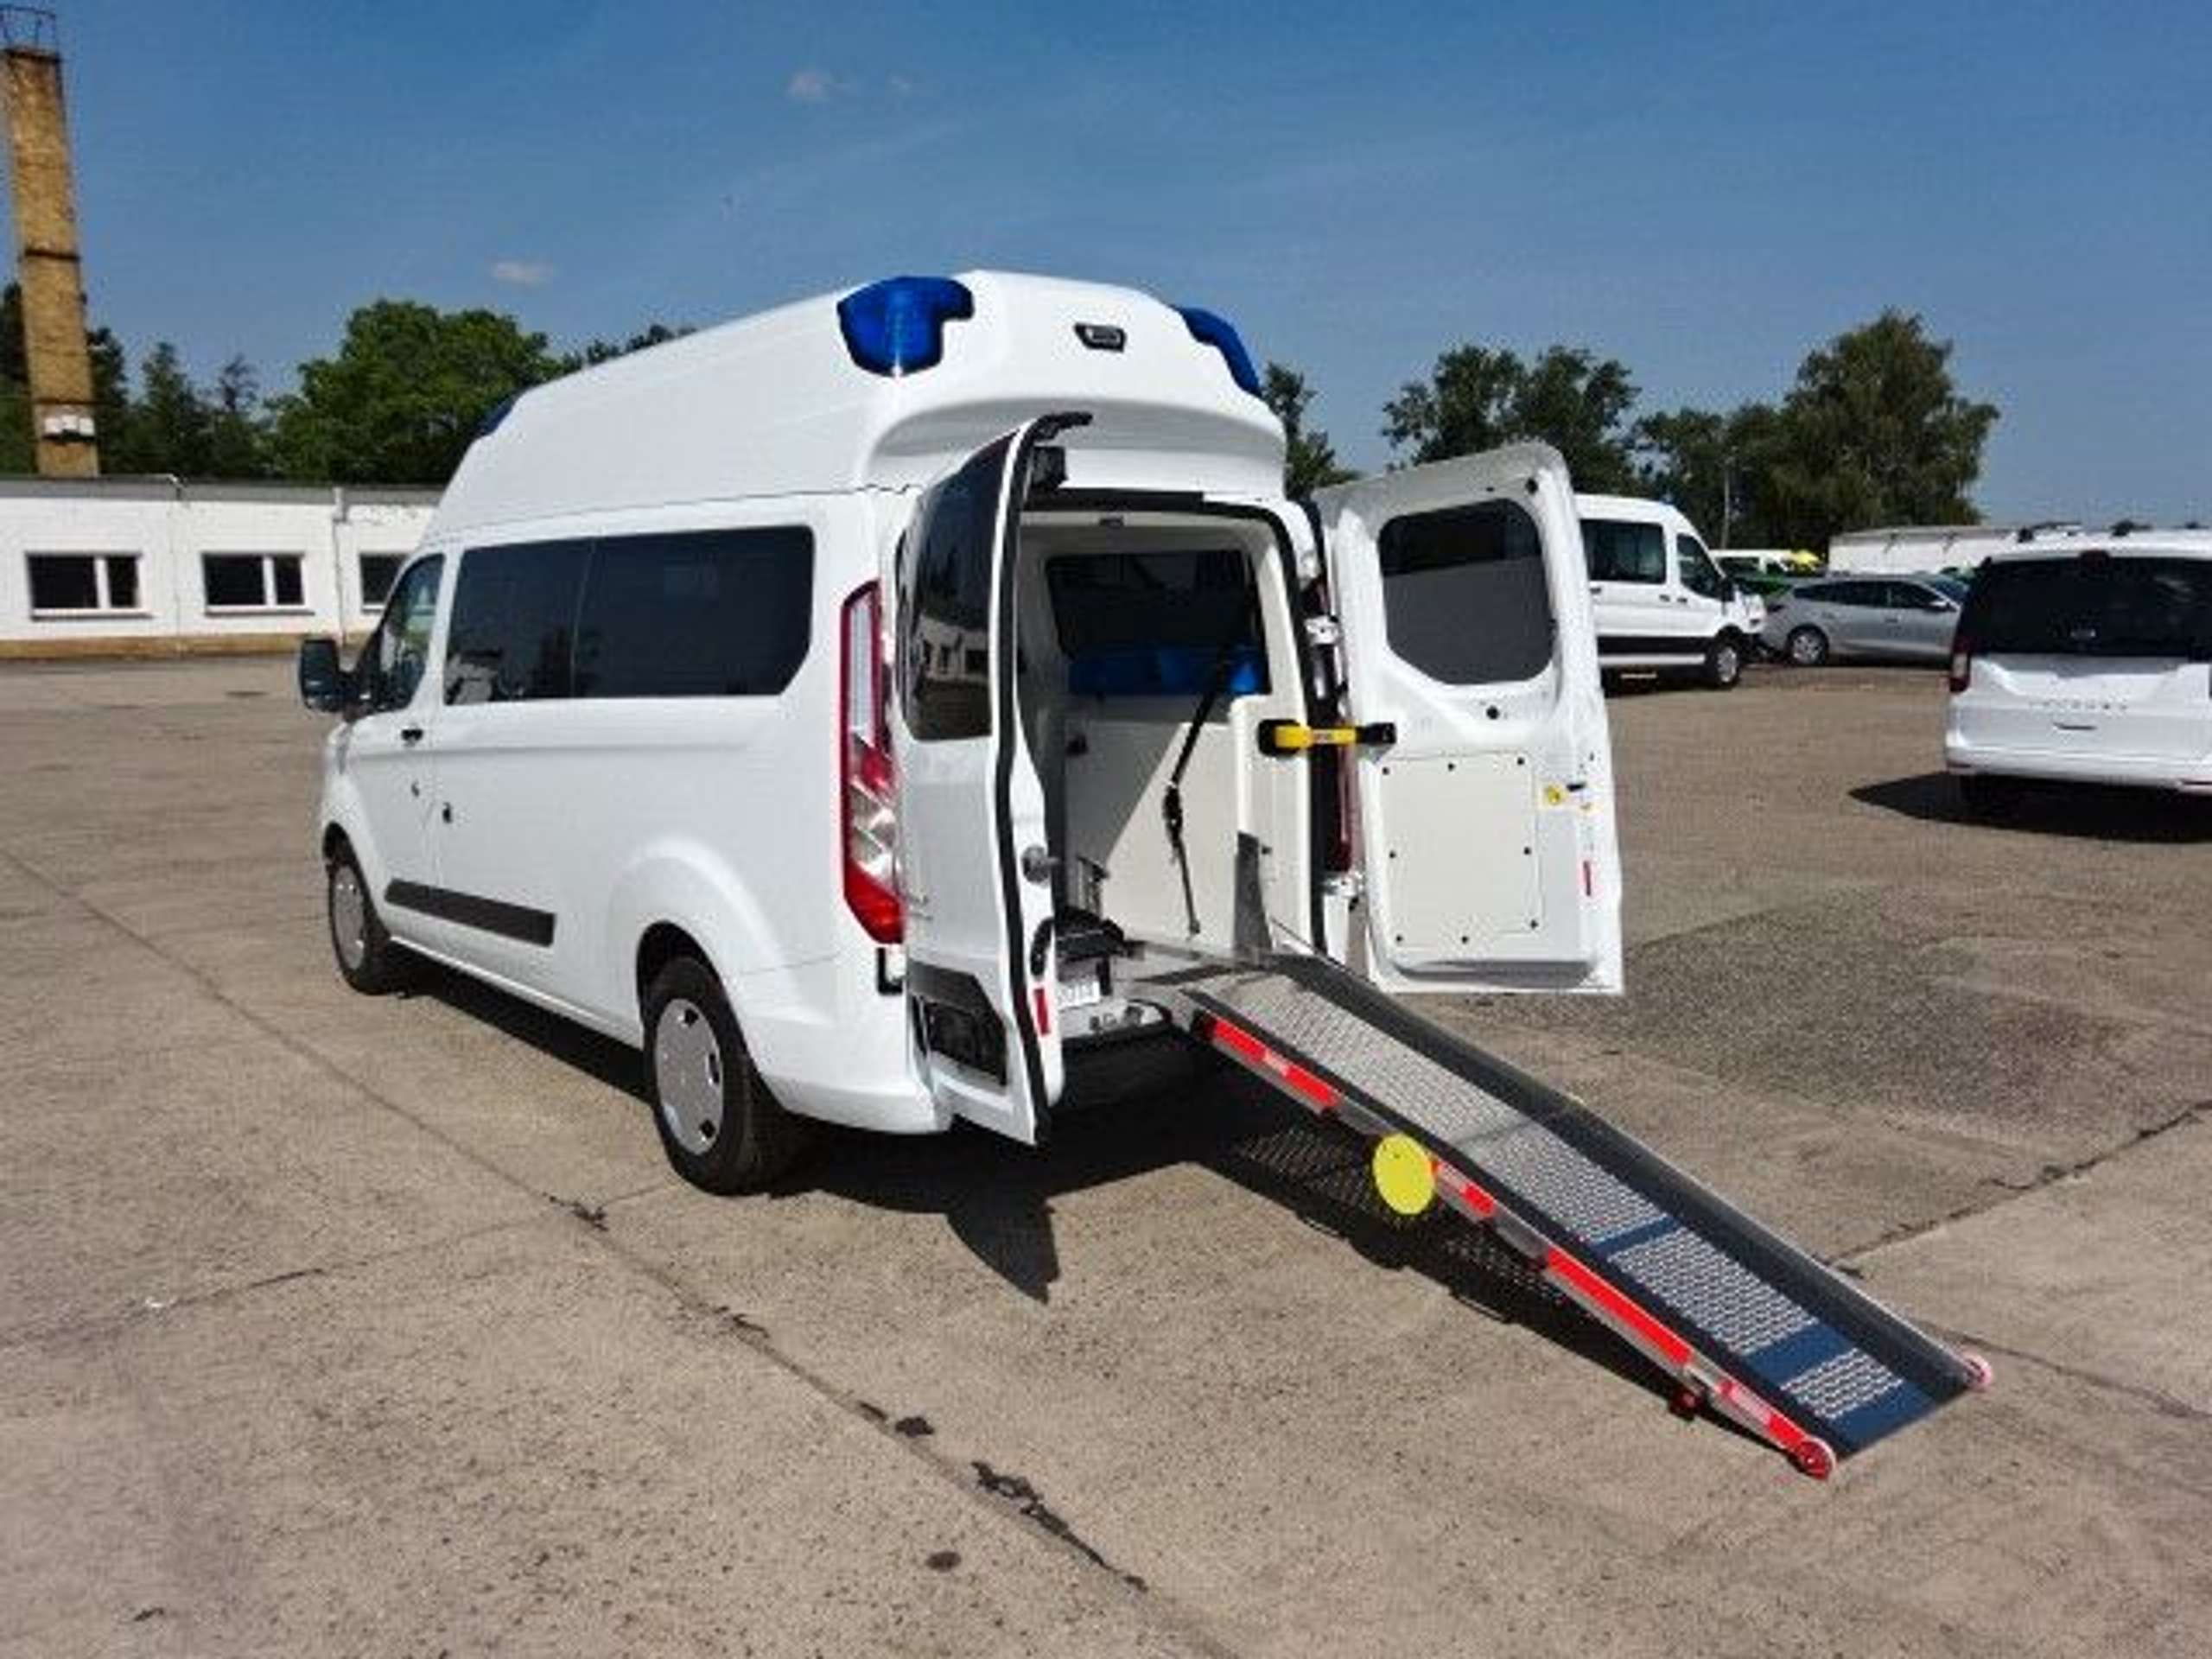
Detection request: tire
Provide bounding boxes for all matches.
[326,840,413,994]
[1786,625,1830,668]
[1957,773,2025,819]
[1703,632,1745,690]
[643,956,810,1193]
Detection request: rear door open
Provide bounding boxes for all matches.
[1314,445,1623,994]
[890,417,1082,1142]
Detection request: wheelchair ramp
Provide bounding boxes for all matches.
[1151,954,1987,1478]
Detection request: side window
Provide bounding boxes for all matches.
[899,436,1009,741]
[1580,518,1666,584]
[573,527,813,697]
[443,541,590,705]
[1676,535,1725,600]
[1888,582,1940,611]
[1377,499,1554,684]
[361,556,444,712]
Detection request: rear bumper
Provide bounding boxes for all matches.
[1943,737,2212,794]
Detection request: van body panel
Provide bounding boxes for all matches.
[1315,446,1624,994]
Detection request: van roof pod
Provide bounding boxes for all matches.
[434,271,1288,538]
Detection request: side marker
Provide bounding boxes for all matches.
[1372,1134,1437,1216]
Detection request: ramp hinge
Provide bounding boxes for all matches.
[1302,614,1342,649]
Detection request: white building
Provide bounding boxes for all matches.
[0,476,439,658]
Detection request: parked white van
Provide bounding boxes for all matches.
[1576,493,1764,688]
[1945,537,2212,812]
[298,272,1624,1192]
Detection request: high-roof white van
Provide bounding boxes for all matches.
[1945,536,2212,812]
[1575,493,1764,688]
[298,271,1623,1191]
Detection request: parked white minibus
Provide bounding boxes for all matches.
[1945,537,2212,811]
[1575,493,1765,688]
[298,272,1624,1191]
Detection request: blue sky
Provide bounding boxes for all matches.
[19,1,2210,521]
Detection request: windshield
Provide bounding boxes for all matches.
[1962,556,2212,658]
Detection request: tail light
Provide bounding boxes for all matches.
[840,582,902,943]
[1948,642,1973,694]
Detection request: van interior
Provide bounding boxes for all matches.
[1011,508,1313,1039]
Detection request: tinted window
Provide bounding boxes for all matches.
[1818,582,1880,607]
[1887,581,1948,611]
[105,555,138,609]
[363,556,444,711]
[1379,499,1554,684]
[1962,556,2212,658]
[359,553,404,607]
[271,555,304,607]
[1581,518,1665,583]
[573,527,813,697]
[27,554,97,611]
[1047,549,1262,656]
[203,554,266,607]
[1676,535,1725,599]
[900,436,1008,741]
[444,541,589,704]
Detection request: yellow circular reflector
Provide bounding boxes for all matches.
[1372,1135,1436,1216]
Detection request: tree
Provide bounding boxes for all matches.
[111,341,212,474]
[553,321,690,375]
[1383,341,1640,489]
[206,355,270,478]
[267,300,558,484]
[1634,401,1785,548]
[1763,310,1998,548]
[1260,360,1354,497]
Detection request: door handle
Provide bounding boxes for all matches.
[399,725,425,746]
[1020,845,1059,885]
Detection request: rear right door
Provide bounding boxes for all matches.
[1316,446,1623,995]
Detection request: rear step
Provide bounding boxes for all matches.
[1150,954,1989,1478]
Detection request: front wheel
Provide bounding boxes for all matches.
[1703,632,1745,690]
[644,956,810,1193]
[1786,626,1831,667]
[327,841,413,994]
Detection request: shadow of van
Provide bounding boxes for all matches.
[412,963,1669,1406]
[1853,772,2212,843]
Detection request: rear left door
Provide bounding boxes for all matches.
[1315,445,1623,994]
[891,416,1081,1142]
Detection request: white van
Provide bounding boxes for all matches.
[298,272,1623,1192]
[1576,493,1765,688]
[1945,537,2212,811]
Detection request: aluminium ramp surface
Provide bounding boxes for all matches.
[1152,954,1986,1477]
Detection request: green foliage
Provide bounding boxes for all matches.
[1764,310,1999,547]
[1384,343,1640,491]
[264,300,560,485]
[1634,313,1995,548]
[1260,360,1354,497]
[553,322,691,375]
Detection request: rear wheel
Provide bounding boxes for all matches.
[1786,625,1830,667]
[1703,632,1745,690]
[326,841,413,994]
[644,956,810,1193]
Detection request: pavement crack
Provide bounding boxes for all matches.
[1929,1325,2212,1427]
[972,1462,1148,1592]
[1836,1098,2212,1263]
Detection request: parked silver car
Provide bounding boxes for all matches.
[1760,575,1969,665]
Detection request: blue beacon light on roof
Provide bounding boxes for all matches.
[836,276,976,377]
[1175,306,1262,397]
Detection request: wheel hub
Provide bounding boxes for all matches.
[330,865,368,970]
[653,998,724,1154]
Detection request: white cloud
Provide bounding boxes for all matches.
[887,73,916,97]
[786,67,836,103]
[490,259,554,287]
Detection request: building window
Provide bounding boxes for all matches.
[27,553,143,615]
[359,552,405,610]
[202,552,308,612]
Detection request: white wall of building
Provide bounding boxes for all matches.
[0,479,438,655]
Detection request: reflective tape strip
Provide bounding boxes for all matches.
[1200,1014,1341,1111]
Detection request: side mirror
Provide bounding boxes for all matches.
[1722,577,1741,601]
[1930,597,1957,613]
[298,636,352,712]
